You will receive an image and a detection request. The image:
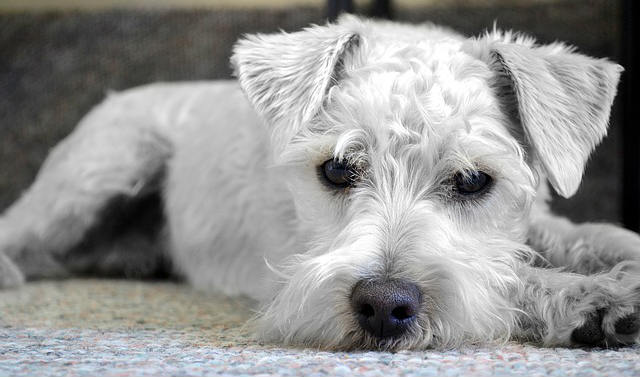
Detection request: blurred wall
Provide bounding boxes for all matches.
[0,0,622,223]
[0,0,572,12]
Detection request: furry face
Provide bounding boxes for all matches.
[1,16,639,351]
[252,31,537,349]
[231,16,629,350]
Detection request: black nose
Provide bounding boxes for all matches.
[351,279,421,339]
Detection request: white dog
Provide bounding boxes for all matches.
[1,16,639,350]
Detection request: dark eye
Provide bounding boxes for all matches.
[454,171,492,196]
[321,159,355,188]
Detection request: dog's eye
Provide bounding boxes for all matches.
[454,171,492,196]
[321,159,355,188]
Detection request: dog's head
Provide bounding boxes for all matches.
[232,16,622,350]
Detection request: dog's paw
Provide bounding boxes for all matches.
[614,312,640,335]
[546,265,640,347]
[570,308,640,346]
[0,252,24,289]
[570,310,605,345]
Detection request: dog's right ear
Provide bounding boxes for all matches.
[467,35,623,198]
[232,21,361,149]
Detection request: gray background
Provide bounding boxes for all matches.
[0,0,622,223]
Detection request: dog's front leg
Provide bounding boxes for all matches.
[513,264,640,347]
[528,184,640,274]
[528,211,640,275]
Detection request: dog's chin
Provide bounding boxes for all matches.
[257,326,431,352]
[253,305,436,351]
[355,326,433,352]
[253,280,516,351]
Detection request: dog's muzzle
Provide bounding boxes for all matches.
[351,279,421,339]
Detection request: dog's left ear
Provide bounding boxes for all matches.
[474,40,623,198]
[232,21,361,149]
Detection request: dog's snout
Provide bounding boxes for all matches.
[351,279,421,339]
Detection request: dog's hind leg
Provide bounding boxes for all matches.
[0,90,172,286]
[0,252,23,288]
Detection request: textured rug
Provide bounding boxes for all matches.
[0,280,639,376]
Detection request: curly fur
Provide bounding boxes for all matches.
[0,16,638,350]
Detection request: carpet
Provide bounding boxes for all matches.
[1,280,639,376]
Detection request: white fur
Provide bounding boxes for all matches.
[1,16,639,350]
